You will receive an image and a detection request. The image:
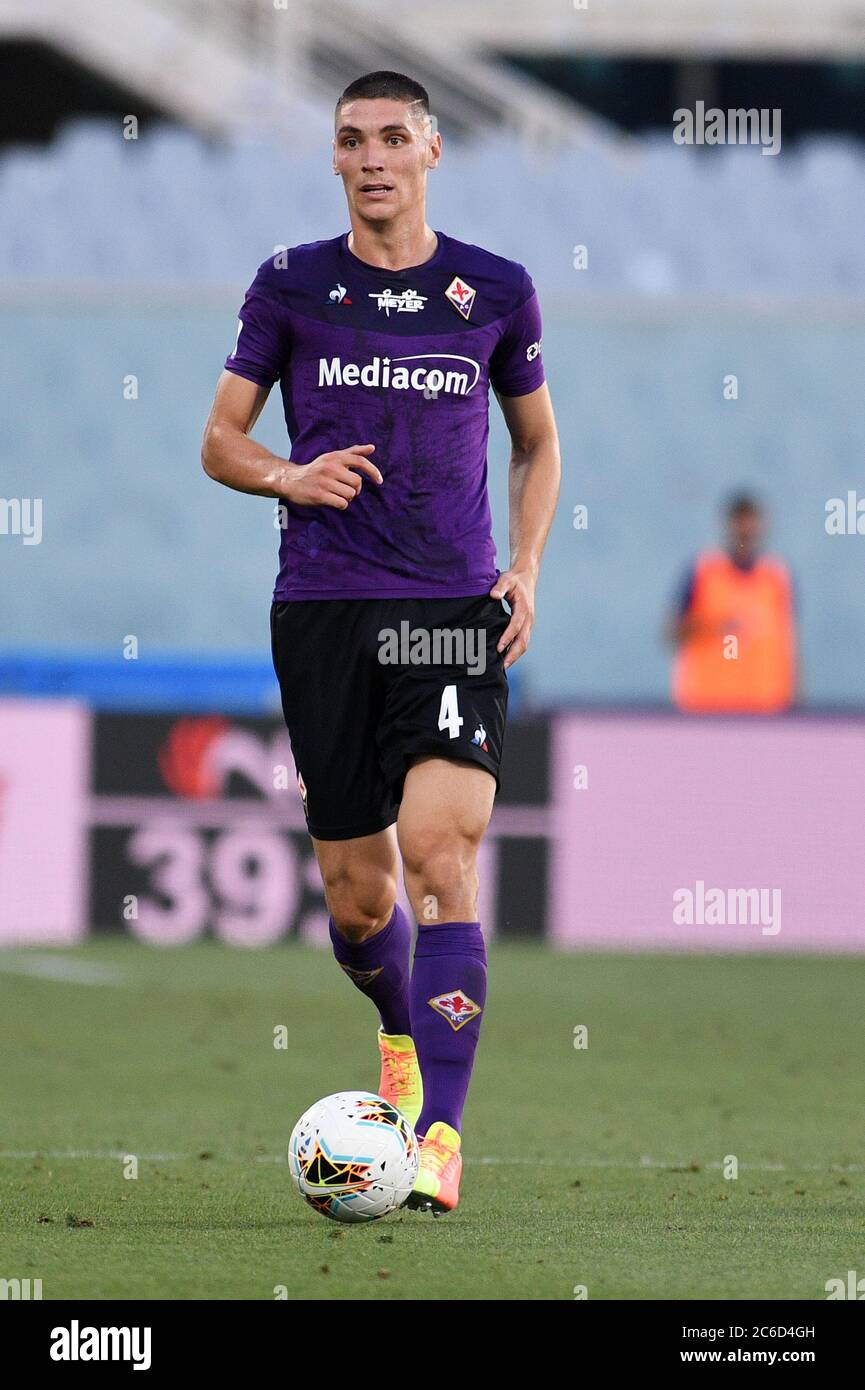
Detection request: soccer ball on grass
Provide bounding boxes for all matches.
[288,1091,418,1223]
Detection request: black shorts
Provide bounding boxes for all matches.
[270,593,510,840]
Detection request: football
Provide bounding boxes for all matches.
[288,1091,419,1222]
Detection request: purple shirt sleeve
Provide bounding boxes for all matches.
[224,274,288,387]
[488,285,545,397]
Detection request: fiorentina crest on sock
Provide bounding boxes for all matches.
[428,988,482,1030]
[338,962,384,986]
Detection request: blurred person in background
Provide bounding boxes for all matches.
[668,493,797,713]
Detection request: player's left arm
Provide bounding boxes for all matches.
[491,383,561,669]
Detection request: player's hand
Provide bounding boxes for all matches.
[490,568,536,670]
[287,444,382,508]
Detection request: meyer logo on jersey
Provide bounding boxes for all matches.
[318,353,481,396]
[369,287,427,316]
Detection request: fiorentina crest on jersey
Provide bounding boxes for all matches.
[428,988,482,1030]
[445,275,476,320]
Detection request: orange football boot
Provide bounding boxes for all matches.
[377,1028,423,1128]
[405,1121,463,1214]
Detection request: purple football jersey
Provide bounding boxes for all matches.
[224,231,545,600]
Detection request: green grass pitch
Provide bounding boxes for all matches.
[1,941,863,1300]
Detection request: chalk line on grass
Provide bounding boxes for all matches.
[0,1151,861,1173]
[0,955,126,986]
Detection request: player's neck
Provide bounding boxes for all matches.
[346,218,438,273]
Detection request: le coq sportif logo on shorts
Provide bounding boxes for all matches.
[318,353,481,396]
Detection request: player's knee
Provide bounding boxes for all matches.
[401,831,479,920]
[324,863,397,941]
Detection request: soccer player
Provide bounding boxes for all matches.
[202,71,561,1213]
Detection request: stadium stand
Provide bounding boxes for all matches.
[3,123,865,297]
[2,120,863,709]
[1,0,863,711]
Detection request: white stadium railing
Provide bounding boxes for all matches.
[403,0,865,59]
[0,0,622,149]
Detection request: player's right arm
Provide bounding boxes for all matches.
[201,370,382,507]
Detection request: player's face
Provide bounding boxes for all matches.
[333,98,440,224]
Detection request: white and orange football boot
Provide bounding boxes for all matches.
[405,1121,463,1215]
[377,1028,423,1129]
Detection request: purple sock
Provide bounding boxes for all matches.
[410,921,487,1138]
[329,904,412,1037]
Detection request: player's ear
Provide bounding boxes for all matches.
[427,127,442,171]
[331,137,339,175]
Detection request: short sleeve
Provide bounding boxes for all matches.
[675,565,697,618]
[489,277,545,398]
[224,267,288,387]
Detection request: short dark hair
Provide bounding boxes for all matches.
[726,492,762,520]
[335,71,430,122]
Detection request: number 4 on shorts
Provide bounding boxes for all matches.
[437,684,463,739]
